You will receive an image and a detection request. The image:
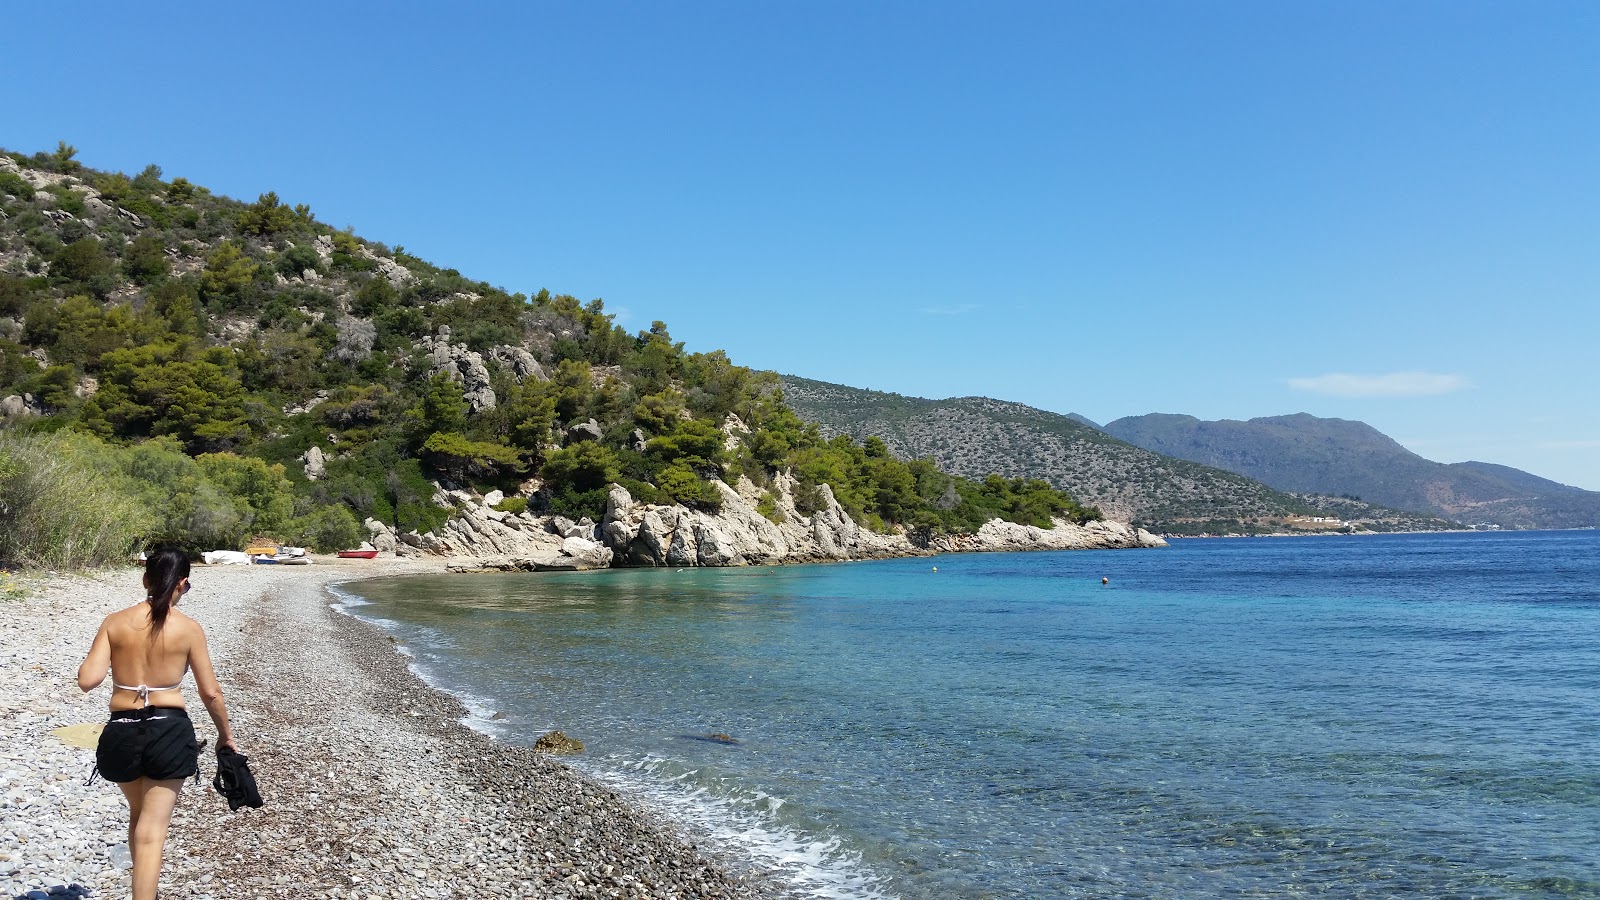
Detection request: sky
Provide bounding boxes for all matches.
[6,2,1597,489]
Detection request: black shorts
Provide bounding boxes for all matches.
[96,707,199,783]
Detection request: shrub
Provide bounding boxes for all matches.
[288,503,364,552]
[0,431,153,568]
[276,243,322,277]
[491,496,527,515]
[45,184,86,216]
[238,191,310,236]
[421,431,524,482]
[51,238,117,297]
[756,491,784,524]
[541,442,620,493]
[0,172,34,201]
[546,486,611,521]
[122,233,170,285]
[657,463,722,512]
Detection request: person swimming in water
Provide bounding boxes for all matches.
[77,547,239,900]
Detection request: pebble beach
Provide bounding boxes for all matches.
[1,561,795,900]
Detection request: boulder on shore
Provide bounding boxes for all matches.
[533,731,585,754]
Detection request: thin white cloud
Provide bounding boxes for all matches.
[916,304,978,316]
[1287,371,1471,398]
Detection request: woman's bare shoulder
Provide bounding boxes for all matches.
[101,604,140,628]
[169,608,207,636]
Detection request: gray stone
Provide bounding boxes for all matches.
[302,446,327,481]
[488,345,546,382]
[693,523,743,567]
[665,527,697,567]
[1,395,36,418]
[564,419,603,444]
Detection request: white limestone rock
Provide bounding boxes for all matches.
[301,445,328,481]
[420,327,496,411]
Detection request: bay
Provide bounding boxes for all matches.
[337,530,1600,898]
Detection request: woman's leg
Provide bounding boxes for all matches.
[127,778,184,900]
[114,779,145,852]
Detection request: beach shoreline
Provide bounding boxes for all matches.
[1,560,799,899]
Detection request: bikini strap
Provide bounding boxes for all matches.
[111,681,184,706]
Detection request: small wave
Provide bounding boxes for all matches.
[326,584,514,739]
[325,582,371,613]
[575,753,894,899]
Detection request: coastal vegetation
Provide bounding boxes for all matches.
[0,145,1097,567]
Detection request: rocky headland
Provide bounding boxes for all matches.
[361,475,1166,574]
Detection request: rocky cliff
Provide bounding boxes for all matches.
[363,474,1165,572]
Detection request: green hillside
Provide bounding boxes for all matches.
[1101,413,1600,529]
[0,145,1094,566]
[780,376,1457,534]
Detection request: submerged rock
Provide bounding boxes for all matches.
[534,731,585,754]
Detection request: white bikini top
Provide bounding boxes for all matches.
[112,678,184,706]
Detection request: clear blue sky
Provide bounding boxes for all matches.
[6,2,1597,489]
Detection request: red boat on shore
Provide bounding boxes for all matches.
[337,549,379,559]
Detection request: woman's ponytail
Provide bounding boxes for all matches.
[143,547,189,635]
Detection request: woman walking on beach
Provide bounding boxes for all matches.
[77,548,238,900]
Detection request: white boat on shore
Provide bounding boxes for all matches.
[254,554,312,565]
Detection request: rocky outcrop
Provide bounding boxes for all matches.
[564,418,604,445]
[420,326,497,411]
[417,329,549,413]
[601,477,905,568]
[363,472,1163,572]
[301,446,327,481]
[362,518,399,554]
[488,345,546,382]
[533,731,585,754]
[1,394,41,418]
[284,390,330,416]
[354,244,413,287]
[721,413,749,451]
[929,518,1166,553]
[369,487,614,572]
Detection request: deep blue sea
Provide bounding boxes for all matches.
[335,531,1600,898]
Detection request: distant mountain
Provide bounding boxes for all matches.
[1099,413,1600,529]
[779,377,1455,534]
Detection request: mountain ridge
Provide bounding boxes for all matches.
[779,376,1455,533]
[1099,412,1599,529]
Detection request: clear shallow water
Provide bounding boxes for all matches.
[338,531,1600,898]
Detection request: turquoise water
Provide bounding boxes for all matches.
[337,531,1600,898]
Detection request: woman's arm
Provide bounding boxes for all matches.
[77,623,110,693]
[189,627,238,752]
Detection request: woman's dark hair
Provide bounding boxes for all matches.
[144,547,190,635]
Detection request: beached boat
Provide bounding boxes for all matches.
[254,554,313,565]
[337,549,379,559]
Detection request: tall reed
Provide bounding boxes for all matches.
[0,429,153,569]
